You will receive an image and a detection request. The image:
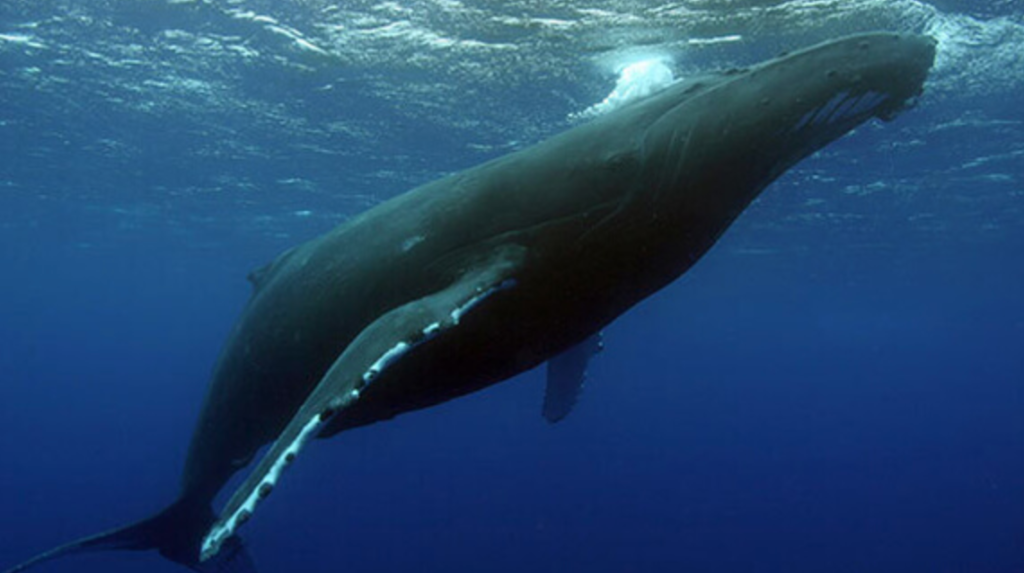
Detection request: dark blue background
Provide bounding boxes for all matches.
[2,179,1021,573]
[1,2,1022,572]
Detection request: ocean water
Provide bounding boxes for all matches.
[1,1,1022,572]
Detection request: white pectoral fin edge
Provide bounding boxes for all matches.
[200,402,344,562]
[200,257,521,562]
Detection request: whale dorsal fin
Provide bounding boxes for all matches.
[247,246,300,291]
[246,263,273,289]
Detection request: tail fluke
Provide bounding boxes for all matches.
[2,497,258,573]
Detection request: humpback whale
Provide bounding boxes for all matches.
[2,32,935,572]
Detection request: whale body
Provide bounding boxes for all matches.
[2,32,935,573]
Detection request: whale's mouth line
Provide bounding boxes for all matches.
[878,91,925,122]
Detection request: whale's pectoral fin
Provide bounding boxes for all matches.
[199,245,525,562]
[542,332,603,423]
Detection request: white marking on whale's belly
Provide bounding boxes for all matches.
[363,341,412,383]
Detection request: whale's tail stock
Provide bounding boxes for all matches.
[2,495,258,573]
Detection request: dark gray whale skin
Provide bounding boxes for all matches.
[3,33,935,573]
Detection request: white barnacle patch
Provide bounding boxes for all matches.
[450,279,517,324]
[357,279,518,390]
[363,341,411,384]
[422,322,442,337]
[200,412,330,561]
[359,318,451,388]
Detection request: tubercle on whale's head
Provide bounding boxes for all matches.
[637,33,936,207]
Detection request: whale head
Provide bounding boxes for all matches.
[630,33,936,223]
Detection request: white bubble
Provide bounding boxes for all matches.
[573,58,676,120]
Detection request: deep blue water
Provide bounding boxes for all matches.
[1,2,1022,572]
